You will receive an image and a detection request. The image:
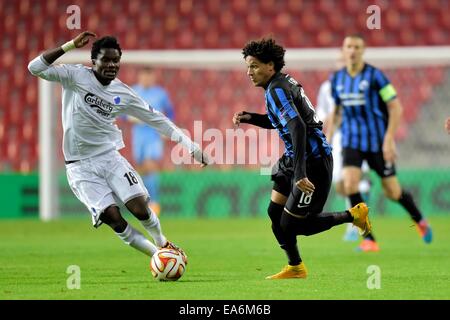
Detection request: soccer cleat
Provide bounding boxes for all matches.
[416,220,433,244]
[349,202,371,237]
[162,241,188,265]
[265,262,308,280]
[356,239,380,252]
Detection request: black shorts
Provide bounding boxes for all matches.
[343,148,396,178]
[271,154,333,217]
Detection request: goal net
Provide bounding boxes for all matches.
[39,46,450,220]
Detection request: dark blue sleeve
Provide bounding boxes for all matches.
[287,117,307,181]
[373,69,391,88]
[373,69,397,102]
[240,112,274,129]
[267,87,298,127]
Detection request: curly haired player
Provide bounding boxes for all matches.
[233,38,371,279]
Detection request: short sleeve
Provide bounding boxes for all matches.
[374,69,397,103]
[267,87,298,126]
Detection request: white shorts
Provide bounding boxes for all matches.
[65,150,149,227]
[332,132,369,183]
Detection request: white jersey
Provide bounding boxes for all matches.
[316,80,341,151]
[28,55,197,161]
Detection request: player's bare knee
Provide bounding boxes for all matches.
[126,196,150,220]
[383,187,401,200]
[344,182,359,196]
[130,204,150,220]
[100,206,127,233]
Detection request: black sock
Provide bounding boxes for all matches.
[349,193,364,207]
[280,243,301,265]
[280,210,352,237]
[364,233,376,241]
[267,201,286,245]
[304,211,353,235]
[398,191,423,223]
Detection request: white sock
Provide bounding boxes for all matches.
[359,179,371,195]
[346,222,358,233]
[140,208,167,247]
[116,224,158,257]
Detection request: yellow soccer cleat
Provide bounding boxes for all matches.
[349,202,371,237]
[265,262,308,280]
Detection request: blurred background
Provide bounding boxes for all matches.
[0,0,449,220]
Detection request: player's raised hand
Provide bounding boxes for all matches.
[73,31,97,48]
[296,177,315,195]
[233,111,251,127]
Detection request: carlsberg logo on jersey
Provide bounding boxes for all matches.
[84,93,113,118]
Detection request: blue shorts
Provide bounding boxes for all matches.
[132,125,164,164]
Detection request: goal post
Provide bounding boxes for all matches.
[38,46,450,221]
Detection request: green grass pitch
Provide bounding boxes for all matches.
[0,216,449,300]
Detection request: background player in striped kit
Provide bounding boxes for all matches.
[316,64,372,243]
[327,34,432,251]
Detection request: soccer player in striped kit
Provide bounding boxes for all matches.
[234,38,371,279]
[327,34,432,251]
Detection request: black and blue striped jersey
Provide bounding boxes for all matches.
[330,63,397,152]
[265,72,332,160]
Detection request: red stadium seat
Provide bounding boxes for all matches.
[45,0,59,16]
[230,0,248,15]
[438,10,450,29]
[411,11,429,31]
[218,11,235,34]
[397,0,415,12]
[205,0,221,15]
[273,12,292,33]
[316,0,339,15]
[342,0,360,14]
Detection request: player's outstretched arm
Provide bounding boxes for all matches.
[233,111,273,129]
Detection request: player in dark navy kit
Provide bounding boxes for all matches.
[327,34,432,252]
[233,38,371,279]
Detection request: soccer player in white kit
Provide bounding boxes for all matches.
[316,79,371,242]
[28,31,208,261]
